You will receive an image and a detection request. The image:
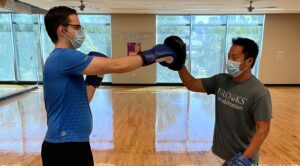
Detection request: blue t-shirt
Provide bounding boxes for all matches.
[43,48,93,143]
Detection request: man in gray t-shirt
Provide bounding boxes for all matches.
[178,37,272,165]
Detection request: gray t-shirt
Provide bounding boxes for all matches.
[202,73,272,163]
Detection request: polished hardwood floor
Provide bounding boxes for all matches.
[0,86,299,166]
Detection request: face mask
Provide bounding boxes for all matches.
[64,28,85,49]
[226,60,246,77]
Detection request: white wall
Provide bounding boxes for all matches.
[260,14,300,84]
[111,14,157,84]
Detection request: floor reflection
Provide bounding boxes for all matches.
[155,90,215,152]
[0,88,116,155]
[0,89,46,154]
[90,89,114,150]
[0,86,216,165]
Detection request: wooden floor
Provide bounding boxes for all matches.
[0,86,299,166]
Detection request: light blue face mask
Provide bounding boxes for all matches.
[226,60,246,77]
[64,28,85,49]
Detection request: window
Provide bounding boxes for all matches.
[156,15,265,83]
[39,15,54,65]
[78,15,112,83]
[226,15,264,76]
[0,14,15,81]
[0,14,112,83]
[12,14,41,81]
[156,16,190,83]
[190,16,227,78]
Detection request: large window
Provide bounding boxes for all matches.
[12,14,41,81]
[191,16,227,78]
[226,15,264,76]
[0,14,15,81]
[39,15,54,65]
[156,16,190,83]
[78,15,112,83]
[0,13,112,83]
[156,15,265,83]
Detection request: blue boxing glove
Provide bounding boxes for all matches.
[85,51,107,88]
[140,44,176,66]
[226,153,252,166]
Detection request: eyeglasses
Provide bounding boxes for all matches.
[63,24,84,31]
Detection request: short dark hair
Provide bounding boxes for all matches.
[44,6,77,43]
[232,37,259,68]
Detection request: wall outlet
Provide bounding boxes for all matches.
[276,51,284,59]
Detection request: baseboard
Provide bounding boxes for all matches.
[265,84,300,86]
[0,85,38,103]
[1,82,185,86]
[0,81,39,85]
[101,83,183,86]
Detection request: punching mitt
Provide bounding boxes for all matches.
[85,51,107,88]
[226,153,252,166]
[160,35,187,71]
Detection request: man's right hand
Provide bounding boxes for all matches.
[140,44,176,66]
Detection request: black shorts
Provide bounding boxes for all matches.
[41,141,94,166]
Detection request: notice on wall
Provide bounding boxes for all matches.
[113,32,153,42]
[127,42,141,56]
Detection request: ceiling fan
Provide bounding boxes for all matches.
[246,1,277,12]
[71,0,85,11]
[47,0,85,10]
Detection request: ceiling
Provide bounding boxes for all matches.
[3,0,300,14]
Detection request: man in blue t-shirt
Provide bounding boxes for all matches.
[42,6,178,166]
[177,38,272,166]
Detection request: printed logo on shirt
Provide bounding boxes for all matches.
[217,88,248,111]
[61,131,67,136]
